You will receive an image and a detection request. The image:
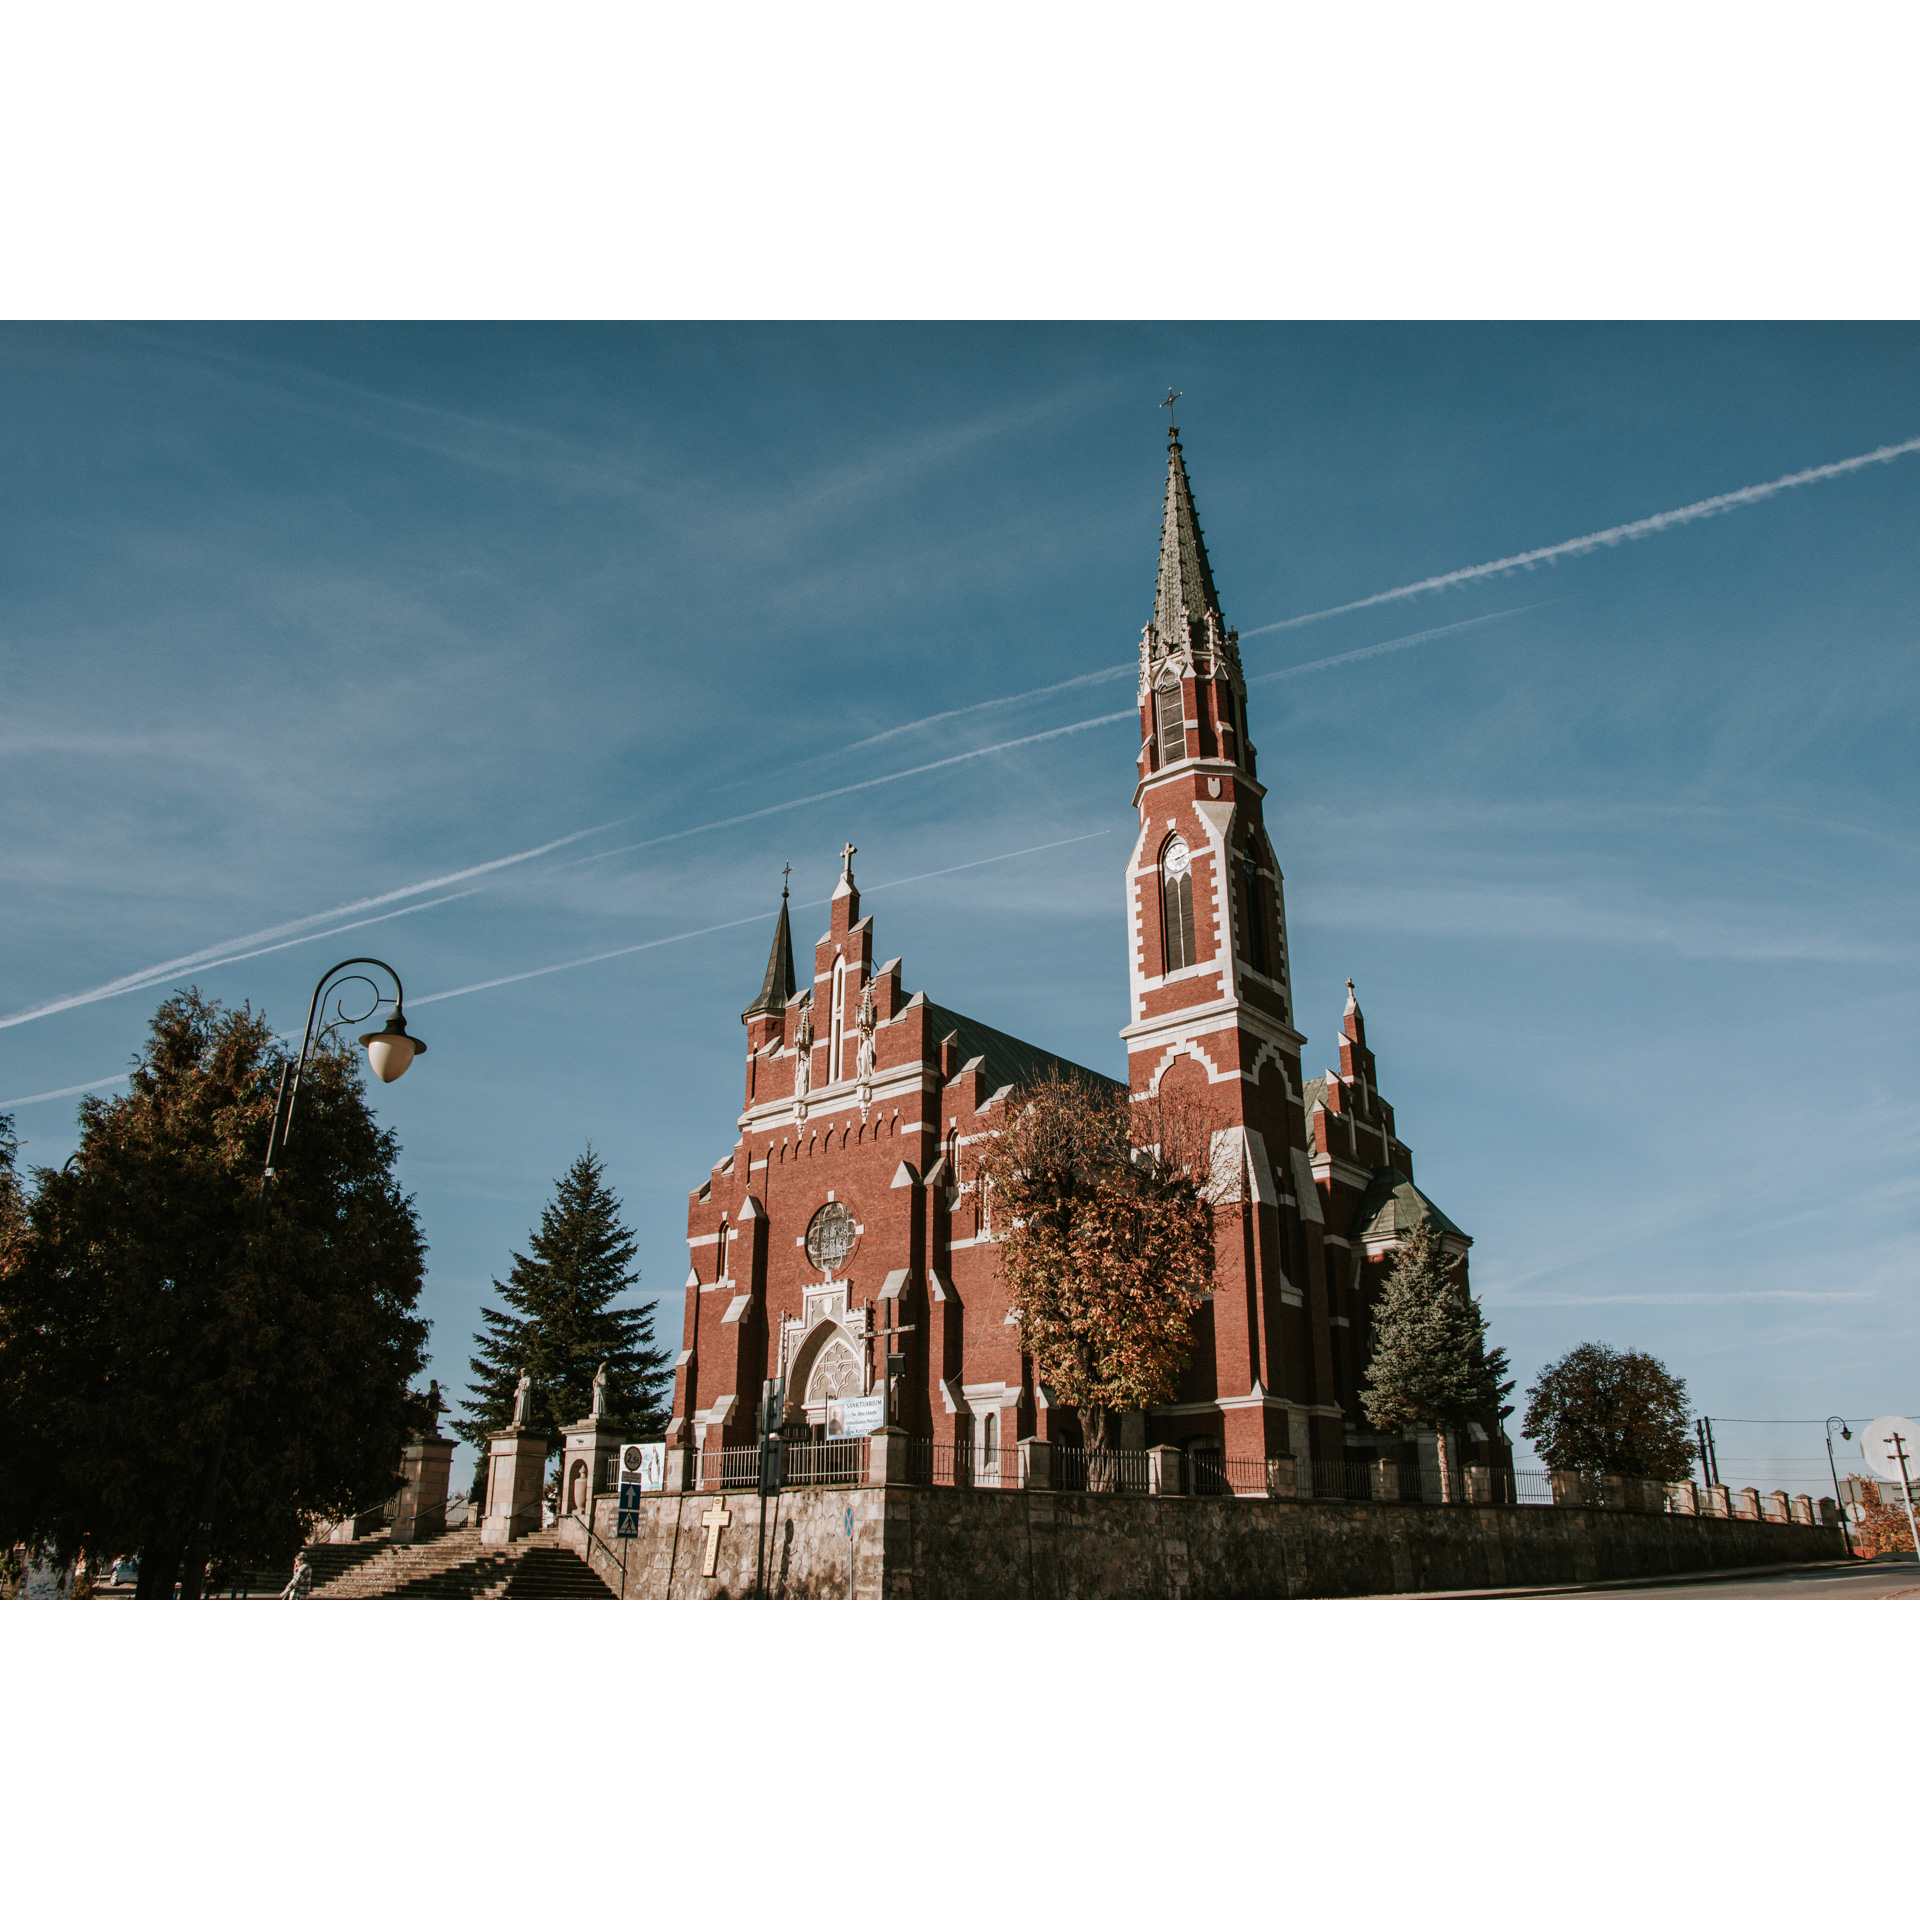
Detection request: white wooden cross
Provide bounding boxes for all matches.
[700,1497,731,1577]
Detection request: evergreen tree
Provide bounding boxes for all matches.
[1521,1342,1694,1481]
[1360,1217,1511,1501]
[454,1148,669,1494]
[0,991,430,1596]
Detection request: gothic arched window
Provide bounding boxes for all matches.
[1155,681,1187,764]
[1162,838,1197,972]
[1242,849,1268,976]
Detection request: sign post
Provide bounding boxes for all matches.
[755,1375,785,1600]
[845,1503,855,1601]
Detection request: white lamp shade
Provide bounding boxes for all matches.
[363,1034,417,1082]
[360,1013,425,1084]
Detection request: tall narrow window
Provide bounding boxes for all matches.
[1162,839,1197,972]
[830,958,846,1082]
[716,1215,728,1281]
[1155,682,1187,763]
[1243,850,1268,976]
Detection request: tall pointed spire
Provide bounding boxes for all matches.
[1152,423,1227,653]
[741,871,797,1025]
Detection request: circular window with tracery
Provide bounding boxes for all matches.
[805,1201,857,1272]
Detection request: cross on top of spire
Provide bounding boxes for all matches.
[1161,386,1183,435]
[840,842,857,882]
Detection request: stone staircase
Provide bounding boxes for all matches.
[307,1524,616,1600]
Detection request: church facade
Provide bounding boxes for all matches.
[667,425,1496,1491]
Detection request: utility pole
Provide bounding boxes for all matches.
[1887,1434,1920,1562]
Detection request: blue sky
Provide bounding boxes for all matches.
[3,322,1916,1500]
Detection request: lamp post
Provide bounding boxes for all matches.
[258,957,425,1219]
[178,957,427,1598]
[1824,1417,1853,1554]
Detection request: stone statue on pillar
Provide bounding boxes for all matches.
[592,1360,609,1419]
[512,1369,533,1428]
[424,1378,444,1435]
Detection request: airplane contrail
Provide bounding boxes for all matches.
[555,713,1136,873]
[1246,603,1550,685]
[1242,433,1920,635]
[0,823,632,1032]
[0,1074,133,1110]
[382,831,1111,1008]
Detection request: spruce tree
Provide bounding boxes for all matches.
[1359,1217,1511,1501]
[454,1148,669,1494]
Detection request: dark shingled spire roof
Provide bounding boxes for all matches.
[1152,427,1226,648]
[741,885,797,1025]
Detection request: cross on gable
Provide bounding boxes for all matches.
[700,1497,731,1577]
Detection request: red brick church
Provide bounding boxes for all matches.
[667,424,1492,1492]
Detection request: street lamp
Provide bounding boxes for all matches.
[175,957,429,1598]
[259,957,425,1214]
[1825,1416,1854,1554]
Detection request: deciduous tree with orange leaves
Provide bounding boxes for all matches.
[974,1070,1232,1479]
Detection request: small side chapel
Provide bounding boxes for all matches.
[668,423,1505,1490]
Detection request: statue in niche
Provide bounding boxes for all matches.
[793,1004,813,1112]
[855,975,877,1107]
[512,1369,533,1428]
[591,1360,609,1419]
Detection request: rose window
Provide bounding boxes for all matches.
[805,1200,857,1272]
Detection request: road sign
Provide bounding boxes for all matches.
[759,1434,784,1498]
[616,1509,639,1539]
[618,1485,645,1514]
[845,1505,854,1537]
[1861,1415,1920,1486]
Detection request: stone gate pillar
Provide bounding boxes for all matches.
[391,1433,457,1544]
[482,1425,553,1545]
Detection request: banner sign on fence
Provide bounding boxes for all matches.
[825,1395,885,1439]
[619,1441,665,1492]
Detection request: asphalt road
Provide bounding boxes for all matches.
[1516,1555,1919,1600]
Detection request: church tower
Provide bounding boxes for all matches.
[1121,420,1343,1479]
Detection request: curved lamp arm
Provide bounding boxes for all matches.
[260,956,425,1203]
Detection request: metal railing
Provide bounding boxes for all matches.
[1174,1453,1276,1496]
[1048,1446,1151,1493]
[781,1437,871,1488]
[1311,1460,1378,1501]
[695,1446,766,1491]
[901,1441,1024,1489]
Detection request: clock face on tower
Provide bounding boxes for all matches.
[1164,838,1190,878]
[805,1201,857,1272]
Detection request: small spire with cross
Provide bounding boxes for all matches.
[781,861,792,899]
[1161,386,1183,435]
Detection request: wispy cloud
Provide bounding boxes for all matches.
[1244,433,1920,634]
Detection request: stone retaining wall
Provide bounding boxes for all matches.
[593,1484,1845,1600]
